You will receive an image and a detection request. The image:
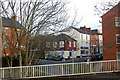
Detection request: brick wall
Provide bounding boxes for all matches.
[102,3,120,60]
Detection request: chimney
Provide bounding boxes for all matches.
[86,28,91,33]
[11,16,17,21]
[80,26,86,32]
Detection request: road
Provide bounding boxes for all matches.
[39,58,85,65]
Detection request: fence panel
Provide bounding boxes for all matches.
[0,60,120,79]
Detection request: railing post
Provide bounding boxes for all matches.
[62,64,63,75]
[3,69,4,79]
[72,63,74,74]
[117,60,119,71]
[33,67,34,77]
[101,62,103,72]
[90,63,91,73]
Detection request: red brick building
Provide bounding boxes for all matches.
[90,29,102,54]
[1,16,26,57]
[45,34,77,59]
[80,26,102,54]
[102,2,120,60]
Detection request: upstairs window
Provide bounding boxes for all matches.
[4,41,8,48]
[69,41,71,47]
[53,42,57,48]
[86,35,88,40]
[17,29,20,36]
[73,41,76,47]
[46,42,50,48]
[81,34,83,40]
[4,28,8,35]
[59,41,64,47]
[16,42,18,48]
[115,17,120,27]
[116,34,120,44]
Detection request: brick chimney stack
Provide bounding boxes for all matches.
[80,26,86,32]
[86,28,91,33]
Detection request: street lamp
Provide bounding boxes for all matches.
[72,50,74,73]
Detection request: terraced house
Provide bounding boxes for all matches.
[44,34,77,59]
[61,26,102,58]
[0,16,26,57]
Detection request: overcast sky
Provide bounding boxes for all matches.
[68,0,102,31]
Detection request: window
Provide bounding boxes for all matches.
[91,41,93,46]
[96,47,98,52]
[69,52,72,56]
[86,35,88,40]
[69,41,71,47]
[4,28,8,35]
[17,29,20,36]
[4,41,8,48]
[117,52,120,60]
[73,41,76,47]
[46,42,50,48]
[81,50,85,54]
[96,41,98,45]
[59,41,64,47]
[16,42,18,48]
[53,42,57,48]
[116,34,120,44]
[81,34,83,40]
[115,17,120,27]
[96,36,97,39]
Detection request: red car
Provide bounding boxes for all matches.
[85,55,99,62]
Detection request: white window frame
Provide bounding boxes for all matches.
[4,28,8,35]
[53,42,57,48]
[81,34,83,40]
[59,41,64,47]
[116,52,120,60]
[4,41,8,48]
[73,41,76,47]
[69,41,71,47]
[115,17,120,27]
[116,34,120,44]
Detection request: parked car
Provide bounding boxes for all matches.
[96,53,103,60]
[45,55,55,60]
[54,55,64,61]
[85,55,99,62]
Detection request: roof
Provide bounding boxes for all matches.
[56,34,77,41]
[37,34,77,42]
[2,17,22,28]
[71,27,90,34]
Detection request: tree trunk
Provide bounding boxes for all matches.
[10,55,13,78]
[19,49,22,78]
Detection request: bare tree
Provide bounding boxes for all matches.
[94,0,119,23]
[0,0,82,78]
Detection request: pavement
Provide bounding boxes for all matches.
[18,72,120,80]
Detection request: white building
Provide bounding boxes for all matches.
[61,27,90,58]
[99,34,103,53]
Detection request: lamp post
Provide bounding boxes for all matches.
[72,50,74,73]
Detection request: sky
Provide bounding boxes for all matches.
[68,0,102,31]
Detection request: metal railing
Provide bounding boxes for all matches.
[0,60,120,79]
